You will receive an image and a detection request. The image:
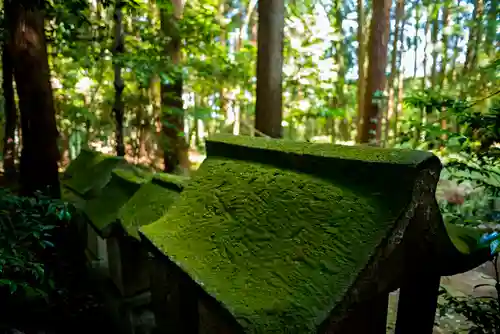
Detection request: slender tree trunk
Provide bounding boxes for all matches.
[484,0,497,57]
[463,0,484,73]
[233,0,257,136]
[255,0,285,138]
[356,0,366,142]
[113,0,125,156]
[413,4,420,79]
[386,0,404,143]
[219,1,229,126]
[422,6,431,89]
[160,0,189,173]
[2,7,18,179]
[439,4,450,87]
[448,6,461,84]
[430,4,439,87]
[394,5,407,139]
[236,0,258,50]
[334,0,349,142]
[359,0,391,144]
[8,0,61,198]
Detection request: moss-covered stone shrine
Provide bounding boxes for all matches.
[140,134,491,334]
[60,149,188,334]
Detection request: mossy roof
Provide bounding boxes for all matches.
[63,152,126,197]
[61,185,86,210]
[84,169,148,236]
[63,149,103,178]
[118,177,184,240]
[140,135,439,333]
[207,134,432,165]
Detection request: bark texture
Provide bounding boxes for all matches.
[8,0,61,197]
[254,0,285,138]
[359,0,391,144]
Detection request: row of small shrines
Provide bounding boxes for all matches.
[61,134,492,334]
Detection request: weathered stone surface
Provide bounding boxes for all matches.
[118,174,186,240]
[140,135,440,333]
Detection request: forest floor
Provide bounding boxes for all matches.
[386,264,498,333]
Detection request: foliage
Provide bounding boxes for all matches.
[403,59,500,231]
[0,188,71,299]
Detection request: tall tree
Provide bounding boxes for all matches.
[333,0,348,141]
[463,0,484,73]
[160,0,189,173]
[2,0,17,179]
[255,0,285,138]
[356,0,366,140]
[7,0,61,198]
[439,3,451,87]
[113,0,126,156]
[430,4,439,86]
[413,3,421,79]
[422,1,431,89]
[359,0,391,144]
[394,4,407,138]
[386,0,404,143]
[484,0,498,57]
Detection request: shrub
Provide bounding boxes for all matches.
[0,188,71,299]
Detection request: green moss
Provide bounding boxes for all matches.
[63,149,103,178]
[444,222,485,255]
[118,181,182,239]
[60,185,86,210]
[207,134,434,166]
[141,157,412,333]
[84,170,145,236]
[113,165,154,183]
[63,154,126,197]
[152,172,188,189]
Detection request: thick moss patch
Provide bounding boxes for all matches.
[141,156,412,333]
[63,149,103,178]
[445,222,485,255]
[61,185,86,210]
[153,172,189,189]
[118,180,183,239]
[63,154,126,197]
[84,170,147,236]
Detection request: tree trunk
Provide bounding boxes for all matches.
[359,0,391,144]
[463,0,484,74]
[386,0,404,143]
[430,4,439,87]
[356,0,366,142]
[394,4,407,139]
[413,4,420,79]
[236,0,258,51]
[448,6,461,84]
[334,0,348,142]
[8,1,61,198]
[254,0,285,138]
[219,1,229,126]
[422,5,431,89]
[484,0,497,57]
[160,0,189,174]
[113,0,125,156]
[439,3,450,87]
[2,7,18,179]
